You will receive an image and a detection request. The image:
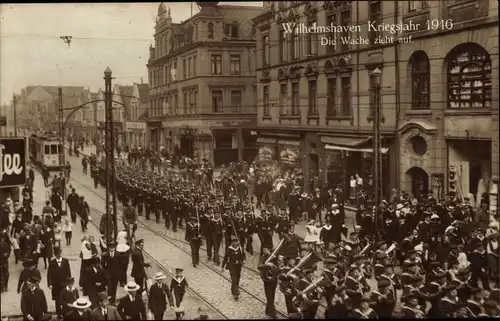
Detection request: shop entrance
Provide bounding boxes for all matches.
[406,166,429,199]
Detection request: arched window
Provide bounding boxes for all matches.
[207,22,214,39]
[410,51,430,109]
[447,43,492,108]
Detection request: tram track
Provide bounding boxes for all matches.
[70,176,289,319]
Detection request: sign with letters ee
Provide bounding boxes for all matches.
[0,137,26,188]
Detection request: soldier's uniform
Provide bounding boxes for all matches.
[185,216,202,267]
[222,236,246,300]
[256,210,274,256]
[200,208,214,261]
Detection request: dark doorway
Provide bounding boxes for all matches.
[406,167,429,199]
[180,134,194,158]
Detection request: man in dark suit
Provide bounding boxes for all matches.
[148,272,174,320]
[47,247,72,317]
[117,281,147,320]
[21,276,48,321]
[86,257,107,308]
[101,241,121,303]
[59,276,79,318]
[65,297,92,321]
[131,239,150,293]
[90,292,122,320]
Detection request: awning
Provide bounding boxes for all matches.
[325,144,388,154]
[320,136,371,146]
[321,136,388,153]
[257,137,277,144]
[278,140,301,146]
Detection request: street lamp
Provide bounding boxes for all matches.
[104,67,118,246]
[371,67,382,243]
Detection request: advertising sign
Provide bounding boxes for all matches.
[0,137,27,188]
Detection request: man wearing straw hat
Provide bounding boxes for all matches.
[117,281,147,320]
[64,297,91,321]
[148,272,174,320]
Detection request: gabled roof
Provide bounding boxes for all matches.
[25,85,85,98]
[118,85,133,107]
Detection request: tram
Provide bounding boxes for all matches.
[29,133,62,170]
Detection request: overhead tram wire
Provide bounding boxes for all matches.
[3,31,498,60]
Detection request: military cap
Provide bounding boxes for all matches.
[28,276,41,283]
[483,300,499,310]
[377,279,391,289]
[230,235,239,242]
[23,260,35,268]
[303,266,316,274]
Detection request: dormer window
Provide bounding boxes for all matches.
[224,22,239,39]
[231,23,239,38]
[208,22,214,39]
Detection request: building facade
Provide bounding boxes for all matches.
[146,2,263,165]
[96,84,129,145]
[397,0,498,206]
[253,0,498,201]
[124,82,149,147]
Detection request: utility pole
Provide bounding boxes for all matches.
[104,67,118,244]
[13,94,17,136]
[371,68,382,244]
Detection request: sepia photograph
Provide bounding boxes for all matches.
[0,1,498,320]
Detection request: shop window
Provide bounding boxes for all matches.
[447,43,492,108]
[410,51,430,109]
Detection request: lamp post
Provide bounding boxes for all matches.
[104,67,118,245]
[371,67,382,244]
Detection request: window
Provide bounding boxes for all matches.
[341,76,351,115]
[212,90,224,112]
[50,145,58,154]
[263,86,270,116]
[193,90,198,113]
[208,22,214,39]
[231,23,239,38]
[327,78,336,116]
[193,56,196,76]
[306,21,318,56]
[183,91,188,114]
[231,90,242,112]
[326,14,336,54]
[174,93,178,112]
[291,31,300,60]
[279,30,287,62]
[369,1,381,43]
[263,35,269,66]
[421,0,429,9]
[211,55,222,75]
[408,0,416,11]
[44,145,50,154]
[447,44,492,108]
[410,51,430,109]
[279,83,288,115]
[230,55,241,75]
[308,80,317,115]
[291,82,300,115]
[252,85,257,113]
[188,58,191,78]
[341,11,351,51]
[183,59,187,79]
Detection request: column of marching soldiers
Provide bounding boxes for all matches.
[89,156,500,319]
[1,156,500,320]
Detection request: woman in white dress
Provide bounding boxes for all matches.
[304,220,321,250]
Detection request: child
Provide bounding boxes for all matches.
[63,219,73,246]
[11,233,20,264]
[170,268,188,308]
[53,223,62,249]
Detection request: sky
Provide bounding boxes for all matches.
[0,2,262,104]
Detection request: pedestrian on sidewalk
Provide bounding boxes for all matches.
[20,276,48,321]
[63,219,73,246]
[47,247,72,318]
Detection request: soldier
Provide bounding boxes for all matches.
[200,207,214,261]
[162,195,170,229]
[185,215,202,267]
[258,247,279,318]
[234,211,247,251]
[244,209,255,255]
[101,241,121,303]
[131,239,150,293]
[280,223,302,260]
[256,209,274,256]
[170,268,188,308]
[211,211,224,265]
[221,235,246,300]
[144,191,152,220]
[153,191,162,224]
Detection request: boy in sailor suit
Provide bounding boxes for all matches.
[170,268,188,308]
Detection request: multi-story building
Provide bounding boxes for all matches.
[125,82,149,147]
[253,0,498,203]
[146,2,263,165]
[96,84,131,145]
